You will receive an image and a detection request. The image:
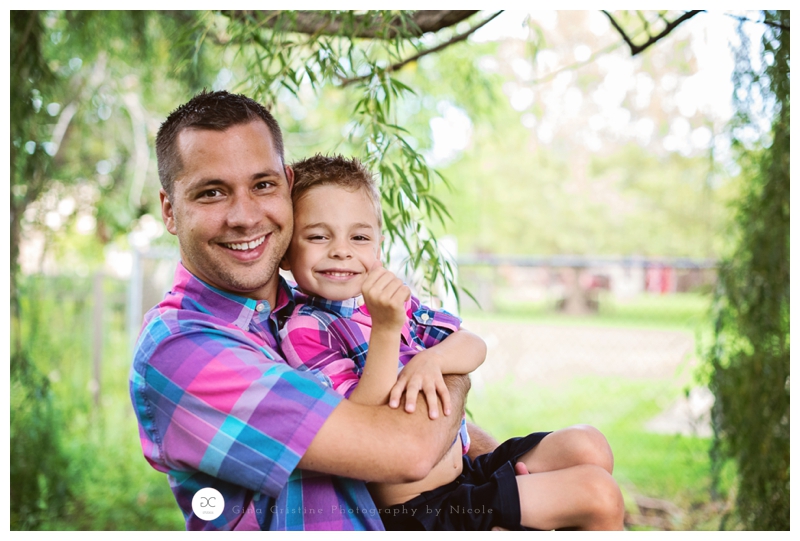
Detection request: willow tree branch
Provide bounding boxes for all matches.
[226,10,479,39]
[723,12,790,32]
[340,10,504,87]
[603,10,704,56]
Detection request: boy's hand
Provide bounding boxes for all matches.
[389,353,451,419]
[361,261,410,332]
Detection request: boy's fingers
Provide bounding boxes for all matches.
[423,382,439,420]
[388,380,405,408]
[404,381,420,413]
[438,382,452,417]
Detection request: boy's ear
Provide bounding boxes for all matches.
[279,255,291,271]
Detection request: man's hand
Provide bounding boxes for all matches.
[361,262,410,331]
[389,353,451,419]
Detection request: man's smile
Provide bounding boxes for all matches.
[220,235,267,251]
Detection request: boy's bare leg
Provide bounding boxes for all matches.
[516,465,625,530]
[517,424,614,475]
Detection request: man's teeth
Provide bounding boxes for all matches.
[224,236,265,251]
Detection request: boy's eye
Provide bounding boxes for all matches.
[352,235,370,242]
[307,235,327,241]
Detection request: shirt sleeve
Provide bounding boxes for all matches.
[410,301,462,349]
[279,313,361,398]
[131,313,343,500]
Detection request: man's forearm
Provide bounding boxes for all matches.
[300,377,468,483]
[465,422,500,459]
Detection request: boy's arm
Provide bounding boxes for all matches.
[388,328,486,417]
[423,328,486,374]
[346,326,402,405]
[348,261,410,406]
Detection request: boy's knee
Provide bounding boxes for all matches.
[581,466,625,529]
[564,424,614,474]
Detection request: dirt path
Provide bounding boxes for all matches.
[463,319,696,387]
[462,318,712,437]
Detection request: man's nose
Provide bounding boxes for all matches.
[226,194,262,229]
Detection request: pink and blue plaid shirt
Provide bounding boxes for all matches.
[279,292,470,454]
[129,263,384,530]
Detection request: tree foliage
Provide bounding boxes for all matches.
[706,10,789,530]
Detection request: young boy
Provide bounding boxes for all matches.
[278,155,622,530]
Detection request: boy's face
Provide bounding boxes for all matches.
[283,184,382,301]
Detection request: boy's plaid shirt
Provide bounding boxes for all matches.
[279,292,470,454]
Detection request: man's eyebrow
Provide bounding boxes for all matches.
[253,169,284,181]
[186,178,226,191]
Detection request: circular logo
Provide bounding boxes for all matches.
[192,487,225,521]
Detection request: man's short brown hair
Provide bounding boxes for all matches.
[290,154,383,228]
[156,90,284,197]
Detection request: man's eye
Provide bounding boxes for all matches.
[255,181,276,191]
[199,189,222,199]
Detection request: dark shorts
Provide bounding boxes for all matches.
[380,431,551,530]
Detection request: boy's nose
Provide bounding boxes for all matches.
[329,241,352,259]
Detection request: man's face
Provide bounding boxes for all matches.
[160,120,294,302]
[283,185,382,301]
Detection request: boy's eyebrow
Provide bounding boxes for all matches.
[300,222,331,230]
[300,222,376,231]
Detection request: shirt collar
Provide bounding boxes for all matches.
[172,262,296,331]
[294,291,366,319]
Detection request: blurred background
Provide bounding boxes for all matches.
[9,10,789,530]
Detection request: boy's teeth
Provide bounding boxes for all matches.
[225,236,265,251]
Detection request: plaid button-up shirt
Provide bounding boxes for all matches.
[129,263,384,530]
[279,293,470,454]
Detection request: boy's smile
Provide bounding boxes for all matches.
[283,184,382,301]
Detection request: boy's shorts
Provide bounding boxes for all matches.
[380,431,551,530]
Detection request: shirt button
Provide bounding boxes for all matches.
[420,313,430,322]
[256,303,265,313]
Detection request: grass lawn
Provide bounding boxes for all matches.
[462,292,731,530]
[466,291,711,331]
[468,376,727,530]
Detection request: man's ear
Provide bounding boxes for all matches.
[285,165,295,193]
[160,189,177,235]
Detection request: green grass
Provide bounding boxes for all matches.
[12,275,185,530]
[467,376,727,529]
[461,292,731,529]
[464,292,711,331]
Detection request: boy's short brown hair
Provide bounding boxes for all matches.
[290,154,382,228]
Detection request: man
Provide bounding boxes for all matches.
[130,90,479,530]
[131,90,623,531]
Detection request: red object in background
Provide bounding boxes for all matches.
[646,265,674,294]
